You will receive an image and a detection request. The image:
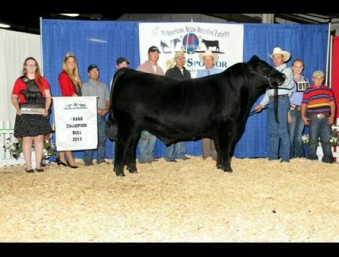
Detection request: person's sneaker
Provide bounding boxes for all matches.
[180,156,190,160]
[97,160,110,165]
[84,161,94,166]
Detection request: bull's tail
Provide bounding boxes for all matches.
[105,112,117,141]
[105,68,129,141]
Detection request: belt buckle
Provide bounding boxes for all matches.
[317,114,325,119]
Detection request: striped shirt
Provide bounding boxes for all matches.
[302,84,335,115]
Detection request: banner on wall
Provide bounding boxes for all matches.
[138,22,244,78]
[53,97,98,151]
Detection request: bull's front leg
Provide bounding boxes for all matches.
[216,132,233,173]
[220,155,233,173]
[214,139,223,168]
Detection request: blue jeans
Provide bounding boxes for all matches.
[308,115,333,163]
[165,142,186,160]
[138,130,157,162]
[289,109,305,158]
[267,96,290,162]
[84,115,107,164]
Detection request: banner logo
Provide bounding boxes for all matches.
[64,102,88,110]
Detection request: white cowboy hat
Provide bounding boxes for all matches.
[199,50,219,62]
[269,47,291,62]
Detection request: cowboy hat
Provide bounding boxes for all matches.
[269,47,291,62]
[199,50,219,62]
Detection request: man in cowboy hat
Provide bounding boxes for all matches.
[164,51,191,162]
[255,47,295,163]
[196,50,223,160]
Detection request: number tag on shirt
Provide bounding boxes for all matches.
[296,81,309,92]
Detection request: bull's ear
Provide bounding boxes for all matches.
[249,55,260,62]
[247,55,260,66]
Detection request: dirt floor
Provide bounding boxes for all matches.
[1,157,339,242]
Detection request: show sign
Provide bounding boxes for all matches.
[53,97,98,151]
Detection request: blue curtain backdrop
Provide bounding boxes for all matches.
[41,20,328,160]
[42,20,140,160]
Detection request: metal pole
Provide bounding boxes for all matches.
[326,23,332,87]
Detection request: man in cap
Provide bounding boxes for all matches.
[164,51,191,162]
[301,70,336,163]
[82,64,110,166]
[110,57,130,88]
[255,47,295,163]
[196,50,223,161]
[136,46,164,163]
[116,56,130,70]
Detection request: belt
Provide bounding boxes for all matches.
[269,94,289,99]
[309,113,329,119]
[290,104,301,111]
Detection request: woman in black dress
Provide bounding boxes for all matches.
[11,57,52,173]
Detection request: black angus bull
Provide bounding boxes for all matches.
[107,55,285,176]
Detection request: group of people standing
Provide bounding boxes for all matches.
[10,45,336,173]
[10,53,129,172]
[255,47,336,164]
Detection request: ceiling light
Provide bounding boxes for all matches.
[0,23,11,28]
[59,13,80,17]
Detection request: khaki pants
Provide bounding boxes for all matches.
[201,138,217,160]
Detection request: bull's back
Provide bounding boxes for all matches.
[113,69,222,113]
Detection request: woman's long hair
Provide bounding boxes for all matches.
[22,57,45,96]
[62,52,82,88]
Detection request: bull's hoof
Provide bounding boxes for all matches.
[223,169,233,173]
[216,163,233,172]
[116,172,125,177]
[128,169,138,174]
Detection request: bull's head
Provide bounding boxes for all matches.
[247,55,286,90]
[248,55,287,124]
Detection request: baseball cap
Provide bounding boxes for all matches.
[116,57,130,65]
[88,64,99,72]
[312,70,325,78]
[148,46,161,53]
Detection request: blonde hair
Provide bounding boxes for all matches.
[62,53,82,88]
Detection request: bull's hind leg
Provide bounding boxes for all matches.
[114,135,126,176]
[126,132,139,174]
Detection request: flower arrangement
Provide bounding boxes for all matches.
[5,133,57,160]
[330,128,339,147]
[302,128,339,147]
[301,134,309,145]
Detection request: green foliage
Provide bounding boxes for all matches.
[6,134,56,160]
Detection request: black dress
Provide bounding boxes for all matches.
[14,78,51,138]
